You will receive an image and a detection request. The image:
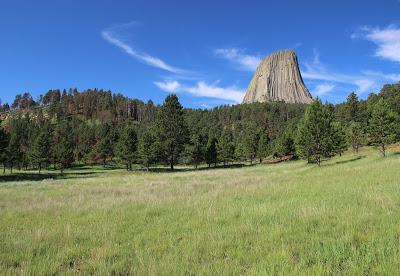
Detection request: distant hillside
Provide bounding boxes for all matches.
[0,89,157,123]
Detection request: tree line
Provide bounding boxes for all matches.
[0,83,399,173]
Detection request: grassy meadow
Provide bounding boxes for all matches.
[1,146,400,275]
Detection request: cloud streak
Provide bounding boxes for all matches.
[214,48,261,71]
[301,51,378,94]
[154,80,245,104]
[354,25,400,63]
[313,84,335,96]
[101,28,187,74]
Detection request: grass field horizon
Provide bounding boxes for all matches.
[1,146,400,274]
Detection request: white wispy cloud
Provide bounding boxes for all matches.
[362,70,400,82]
[101,27,187,74]
[154,80,181,92]
[154,80,245,104]
[354,25,400,63]
[313,84,335,96]
[214,48,261,71]
[302,51,377,94]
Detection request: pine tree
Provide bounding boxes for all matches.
[116,123,137,170]
[234,141,246,164]
[74,123,96,164]
[138,128,157,170]
[242,122,259,164]
[30,125,51,173]
[154,95,188,170]
[0,123,9,174]
[7,130,23,174]
[205,136,217,167]
[274,123,296,158]
[95,124,114,167]
[332,122,348,156]
[217,128,234,166]
[368,99,398,157]
[295,99,341,166]
[185,133,204,169]
[347,121,365,153]
[53,121,75,174]
[345,92,360,123]
[257,130,268,163]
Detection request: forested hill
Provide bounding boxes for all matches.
[0,83,399,172]
[0,89,156,122]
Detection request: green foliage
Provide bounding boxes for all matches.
[154,94,188,169]
[273,123,297,158]
[257,130,269,163]
[117,123,138,170]
[380,83,400,115]
[347,121,366,153]
[30,124,51,173]
[367,99,398,156]
[74,123,96,164]
[241,122,260,163]
[53,121,75,173]
[185,133,204,169]
[332,122,348,156]
[94,123,114,166]
[217,128,235,165]
[6,123,23,172]
[138,128,157,170]
[345,92,360,123]
[205,136,218,167]
[1,85,400,172]
[296,99,345,165]
[0,122,8,170]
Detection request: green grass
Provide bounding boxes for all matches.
[1,147,400,275]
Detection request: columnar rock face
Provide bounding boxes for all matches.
[243,50,313,104]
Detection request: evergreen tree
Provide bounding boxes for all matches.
[332,122,348,156]
[185,133,204,169]
[295,99,341,166]
[7,129,23,174]
[53,121,75,174]
[347,121,365,153]
[242,122,259,164]
[345,92,360,123]
[205,136,217,167]
[30,125,51,173]
[138,128,157,170]
[367,99,398,157]
[234,141,246,163]
[274,123,296,158]
[95,124,114,167]
[74,123,96,164]
[116,123,138,170]
[257,130,269,163]
[154,95,188,170]
[217,128,234,166]
[0,123,9,173]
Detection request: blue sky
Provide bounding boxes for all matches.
[1,0,400,108]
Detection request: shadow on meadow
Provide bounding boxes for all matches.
[334,155,367,165]
[143,163,254,173]
[0,171,102,183]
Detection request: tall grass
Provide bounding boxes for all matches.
[1,147,400,274]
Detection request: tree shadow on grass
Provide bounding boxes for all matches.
[143,163,254,173]
[334,155,366,165]
[320,155,366,167]
[0,171,101,183]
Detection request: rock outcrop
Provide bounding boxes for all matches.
[243,50,312,104]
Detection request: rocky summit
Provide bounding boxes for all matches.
[243,50,313,104]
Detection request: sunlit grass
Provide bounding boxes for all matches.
[1,146,400,274]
